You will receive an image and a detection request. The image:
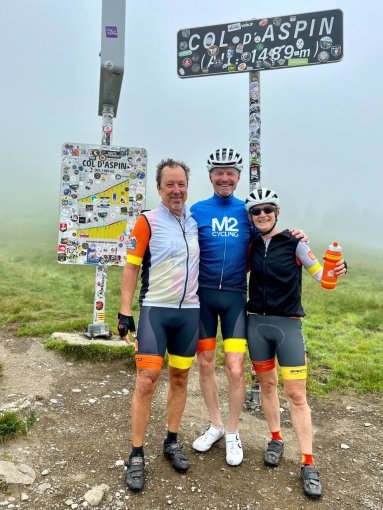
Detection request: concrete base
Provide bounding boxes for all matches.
[84,322,112,339]
[51,332,129,347]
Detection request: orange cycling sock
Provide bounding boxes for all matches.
[271,431,283,442]
[301,453,315,466]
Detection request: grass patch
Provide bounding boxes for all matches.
[299,246,383,395]
[45,338,135,363]
[0,412,27,443]
[26,412,38,428]
[0,453,14,462]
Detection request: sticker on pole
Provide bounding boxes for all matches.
[58,143,147,266]
[177,9,343,77]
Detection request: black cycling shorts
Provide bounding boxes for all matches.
[247,314,307,380]
[136,306,199,370]
[197,288,247,353]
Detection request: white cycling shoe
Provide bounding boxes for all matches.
[225,431,243,466]
[192,424,224,452]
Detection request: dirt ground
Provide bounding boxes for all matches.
[0,332,382,510]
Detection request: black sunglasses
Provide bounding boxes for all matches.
[250,205,276,216]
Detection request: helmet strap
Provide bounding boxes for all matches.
[259,217,278,237]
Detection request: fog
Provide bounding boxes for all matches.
[1,0,382,250]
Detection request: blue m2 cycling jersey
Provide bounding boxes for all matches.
[191,194,251,292]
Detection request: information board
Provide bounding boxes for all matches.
[58,143,147,266]
[177,9,343,78]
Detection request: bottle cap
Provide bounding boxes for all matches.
[329,241,342,251]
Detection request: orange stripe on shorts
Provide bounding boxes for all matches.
[252,358,276,373]
[196,337,216,352]
[135,354,163,371]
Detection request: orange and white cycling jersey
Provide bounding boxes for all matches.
[127,203,200,308]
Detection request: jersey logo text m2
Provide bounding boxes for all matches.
[212,217,239,237]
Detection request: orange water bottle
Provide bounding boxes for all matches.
[321,242,342,289]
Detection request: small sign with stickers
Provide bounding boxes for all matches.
[177,9,343,78]
[58,143,147,266]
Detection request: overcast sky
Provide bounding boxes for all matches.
[1,0,382,248]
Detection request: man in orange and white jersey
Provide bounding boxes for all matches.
[118,159,200,492]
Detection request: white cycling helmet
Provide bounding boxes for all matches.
[207,147,243,172]
[245,188,280,212]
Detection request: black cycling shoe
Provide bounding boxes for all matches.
[163,441,190,472]
[264,439,284,467]
[125,456,145,491]
[301,465,322,498]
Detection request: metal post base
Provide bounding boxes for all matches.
[84,323,113,339]
[245,385,261,410]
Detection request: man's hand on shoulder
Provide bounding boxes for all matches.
[289,229,309,243]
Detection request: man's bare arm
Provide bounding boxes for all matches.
[120,262,140,315]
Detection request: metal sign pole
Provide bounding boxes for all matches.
[85,0,125,338]
[101,104,114,146]
[248,71,261,404]
[249,71,261,191]
[85,104,115,339]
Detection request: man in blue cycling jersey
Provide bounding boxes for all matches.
[191,148,249,466]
